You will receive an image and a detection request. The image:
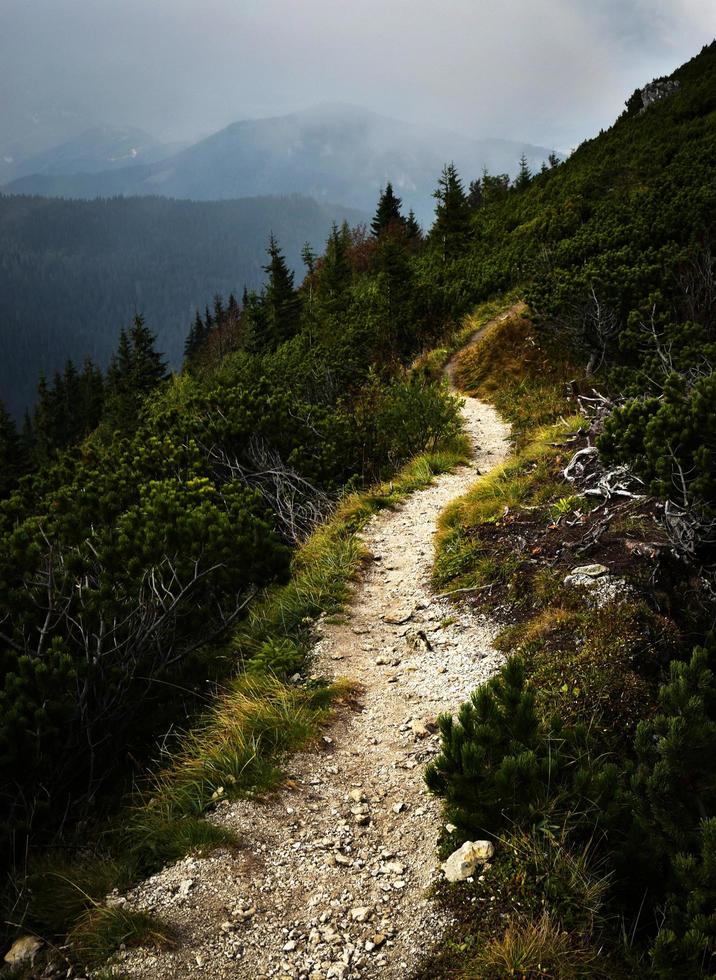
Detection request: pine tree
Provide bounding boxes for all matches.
[515,154,532,190]
[405,210,422,243]
[242,288,266,355]
[373,231,415,355]
[31,374,53,465]
[632,647,716,972]
[262,234,301,350]
[105,316,167,432]
[77,358,104,435]
[318,223,352,316]
[301,242,317,275]
[184,309,205,365]
[430,163,472,261]
[0,399,25,497]
[213,294,225,324]
[129,314,167,392]
[371,182,404,237]
[467,178,484,209]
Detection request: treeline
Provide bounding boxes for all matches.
[0,192,364,419]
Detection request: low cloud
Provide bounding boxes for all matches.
[2,0,715,153]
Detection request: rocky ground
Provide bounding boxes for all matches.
[111,349,511,980]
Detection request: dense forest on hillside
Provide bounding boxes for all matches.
[0,192,364,418]
[1,39,716,979]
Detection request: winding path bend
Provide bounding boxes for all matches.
[116,323,513,980]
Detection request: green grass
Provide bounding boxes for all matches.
[139,673,343,819]
[434,416,584,592]
[68,905,175,970]
[413,290,524,380]
[453,305,577,450]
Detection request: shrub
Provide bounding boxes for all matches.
[425,658,620,838]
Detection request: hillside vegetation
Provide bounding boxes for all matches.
[1,39,716,979]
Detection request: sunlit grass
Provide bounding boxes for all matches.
[434,417,584,590]
[68,905,175,969]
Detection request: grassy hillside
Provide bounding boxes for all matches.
[415,43,716,976]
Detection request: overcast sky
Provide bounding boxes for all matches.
[2,0,716,153]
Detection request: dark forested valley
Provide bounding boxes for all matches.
[0,192,364,418]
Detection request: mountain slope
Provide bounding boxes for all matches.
[2,105,560,225]
[3,125,185,180]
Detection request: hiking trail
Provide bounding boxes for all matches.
[114,311,516,980]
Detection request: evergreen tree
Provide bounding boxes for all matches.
[262,234,301,350]
[430,163,472,261]
[107,328,133,389]
[242,288,266,355]
[632,647,716,972]
[213,294,225,324]
[0,399,25,497]
[405,210,423,243]
[301,242,317,275]
[515,154,532,189]
[31,374,53,465]
[371,182,404,237]
[373,231,415,355]
[184,309,206,365]
[467,178,484,210]
[128,314,167,392]
[480,169,511,206]
[105,316,167,432]
[19,410,34,462]
[317,223,352,316]
[76,358,104,435]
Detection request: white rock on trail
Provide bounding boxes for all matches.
[442,840,495,882]
[113,309,518,980]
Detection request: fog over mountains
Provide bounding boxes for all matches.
[2,125,188,182]
[3,104,560,225]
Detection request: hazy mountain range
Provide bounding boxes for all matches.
[2,125,188,182]
[2,104,561,225]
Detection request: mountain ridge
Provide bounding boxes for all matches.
[2,104,561,225]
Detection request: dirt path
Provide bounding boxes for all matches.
[115,340,512,980]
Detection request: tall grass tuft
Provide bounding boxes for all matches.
[463,912,609,979]
[142,673,341,819]
[68,905,175,969]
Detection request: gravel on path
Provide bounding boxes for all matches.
[113,352,511,980]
